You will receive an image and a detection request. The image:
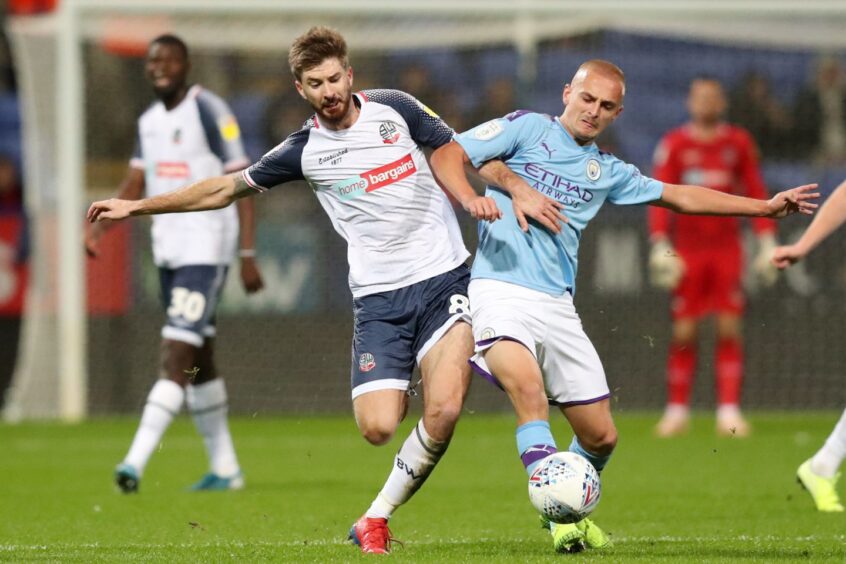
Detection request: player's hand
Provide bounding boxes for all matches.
[240,257,264,294]
[511,186,568,233]
[752,234,779,287]
[83,228,101,258]
[463,195,502,222]
[87,198,135,223]
[765,184,820,218]
[771,243,807,270]
[648,239,684,290]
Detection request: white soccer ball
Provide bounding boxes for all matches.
[528,451,601,524]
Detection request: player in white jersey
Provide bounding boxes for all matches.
[85,35,264,493]
[430,60,819,552]
[773,178,846,513]
[86,27,558,553]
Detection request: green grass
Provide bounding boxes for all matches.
[1,412,845,562]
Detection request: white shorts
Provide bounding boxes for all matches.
[468,278,610,406]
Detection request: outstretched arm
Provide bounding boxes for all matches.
[87,172,253,223]
[653,182,819,219]
[773,179,846,268]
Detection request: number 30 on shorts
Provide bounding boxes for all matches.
[166,287,207,323]
[449,294,470,315]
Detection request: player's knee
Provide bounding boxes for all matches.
[357,417,399,446]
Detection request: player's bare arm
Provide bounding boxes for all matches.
[654,182,819,219]
[477,159,568,234]
[235,193,265,294]
[87,171,250,223]
[84,167,145,257]
[773,179,846,269]
[429,141,501,222]
[432,140,568,231]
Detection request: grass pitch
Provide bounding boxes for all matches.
[1,412,845,562]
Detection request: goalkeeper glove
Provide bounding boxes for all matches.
[649,239,684,290]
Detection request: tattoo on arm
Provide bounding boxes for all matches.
[231,173,255,200]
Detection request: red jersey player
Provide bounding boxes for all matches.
[648,76,779,438]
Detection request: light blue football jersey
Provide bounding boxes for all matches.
[455,111,664,295]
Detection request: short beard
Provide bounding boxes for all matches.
[315,95,351,126]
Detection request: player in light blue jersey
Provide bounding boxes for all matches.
[430,59,819,553]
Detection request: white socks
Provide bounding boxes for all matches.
[186,378,240,478]
[365,420,447,520]
[811,408,846,478]
[124,379,185,475]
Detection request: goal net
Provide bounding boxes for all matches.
[5,1,846,420]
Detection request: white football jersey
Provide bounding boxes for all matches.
[244,89,469,297]
[132,85,250,267]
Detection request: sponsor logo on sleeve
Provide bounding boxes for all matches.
[218,115,241,142]
[473,120,504,141]
[331,153,417,200]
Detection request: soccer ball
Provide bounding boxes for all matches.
[528,451,601,524]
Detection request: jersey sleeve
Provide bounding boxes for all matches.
[242,125,309,191]
[454,111,543,169]
[648,135,679,238]
[361,89,454,149]
[607,156,664,206]
[736,130,776,234]
[129,131,144,170]
[196,89,251,173]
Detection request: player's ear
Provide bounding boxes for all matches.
[294,80,307,100]
[614,104,624,119]
[562,83,572,105]
[347,66,354,88]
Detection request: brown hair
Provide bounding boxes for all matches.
[289,26,349,81]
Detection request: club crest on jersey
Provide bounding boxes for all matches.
[586,158,601,182]
[379,122,400,144]
[172,128,182,144]
[359,353,376,372]
[473,120,504,141]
